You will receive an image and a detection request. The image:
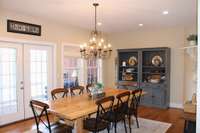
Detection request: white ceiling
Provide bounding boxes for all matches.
[0,0,197,33]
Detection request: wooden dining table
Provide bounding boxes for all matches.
[44,88,145,133]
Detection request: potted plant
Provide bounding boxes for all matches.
[95,82,104,93]
[187,34,198,46]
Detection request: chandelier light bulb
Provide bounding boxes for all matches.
[83,43,87,47]
[104,45,107,49]
[101,38,104,43]
[80,45,83,49]
[90,46,94,50]
[98,42,102,47]
[108,43,111,48]
[92,37,96,41]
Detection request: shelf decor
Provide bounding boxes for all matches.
[7,20,41,36]
[187,34,197,46]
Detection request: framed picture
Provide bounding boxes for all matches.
[7,20,41,36]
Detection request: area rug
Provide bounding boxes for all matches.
[100,118,171,133]
[24,118,171,133]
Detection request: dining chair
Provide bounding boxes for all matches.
[51,88,68,100]
[102,91,130,133]
[83,96,114,133]
[30,100,72,133]
[70,86,84,96]
[86,84,93,93]
[127,89,142,132]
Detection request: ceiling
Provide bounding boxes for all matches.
[0,0,197,33]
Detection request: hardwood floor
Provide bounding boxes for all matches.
[0,106,185,133]
[138,106,185,133]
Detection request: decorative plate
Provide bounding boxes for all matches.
[128,56,137,66]
[152,55,163,66]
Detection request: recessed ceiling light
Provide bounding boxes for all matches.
[139,24,143,27]
[97,22,102,26]
[162,11,169,15]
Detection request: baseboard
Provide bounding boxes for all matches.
[170,103,183,109]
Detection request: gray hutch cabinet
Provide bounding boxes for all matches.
[117,47,170,109]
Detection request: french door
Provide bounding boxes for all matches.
[0,41,54,125]
[24,44,53,118]
[0,42,24,126]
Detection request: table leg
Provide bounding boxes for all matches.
[75,117,89,133]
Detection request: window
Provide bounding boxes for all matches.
[0,48,17,115]
[87,59,102,84]
[63,57,84,88]
[63,45,102,87]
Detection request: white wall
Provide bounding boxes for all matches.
[197,0,200,132]
[105,26,197,107]
[0,9,89,86]
[184,27,198,101]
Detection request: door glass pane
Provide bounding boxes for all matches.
[63,57,83,88]
[0,48,17,115]
[30,50,48,100]
[87,59,98,84]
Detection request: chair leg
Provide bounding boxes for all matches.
[114,122,117,133]
[128,116,132,133]
[107,126,110,133]
[123,118,127,133]
[135,115,139,128]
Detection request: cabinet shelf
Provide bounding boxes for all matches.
[142,66,165,68]
[119,71,138,74]
[142,72,166,74]
[119,66,138,68]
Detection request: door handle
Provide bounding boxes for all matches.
[20,81,24,90]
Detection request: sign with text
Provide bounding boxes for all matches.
[7,20,41,36]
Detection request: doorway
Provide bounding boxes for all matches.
[0,40,55,126]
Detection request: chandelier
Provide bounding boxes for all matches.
[80,3,112,59]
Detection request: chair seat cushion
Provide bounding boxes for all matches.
[126,108,136,116]
[83,118,109,132]
[101,111,125,122]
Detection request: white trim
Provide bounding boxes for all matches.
[0,37,57,88]
[0,37,56,46]
[169,103,183,109]
[61,43,80,87]
[62,42,80,47]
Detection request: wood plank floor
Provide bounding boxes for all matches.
[0,106,185,133]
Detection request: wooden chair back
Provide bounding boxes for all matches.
[30,100,51,132]
[70,86,84,96]
[51,88,68,100]
[86,84,93,93]
[130,89,142,111]
[116,91,130,114]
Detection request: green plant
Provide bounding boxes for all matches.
[187,34,197,41]
[96,82,104,89]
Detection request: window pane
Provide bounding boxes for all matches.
[30,50,48,100]
[0,48,17,115]
[63,57,83,88]
[87,59,98,84]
